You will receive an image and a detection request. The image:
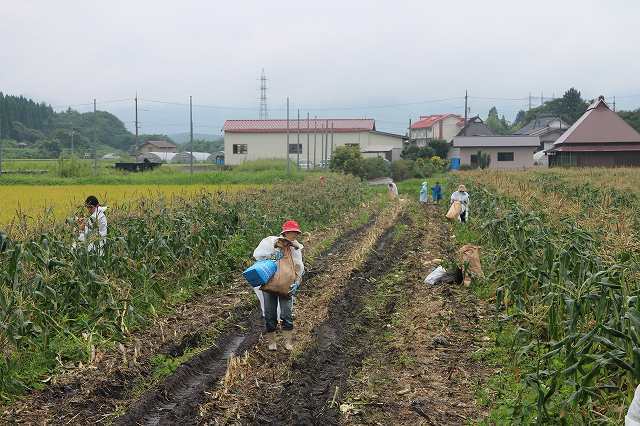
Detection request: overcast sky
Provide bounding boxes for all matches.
[2,0,639,136]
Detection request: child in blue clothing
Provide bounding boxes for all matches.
[431,182,443,204]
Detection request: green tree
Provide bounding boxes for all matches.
[361,157,390,179]
[513,110,526,127]
[485,106,510,135]
[391,160,412,181]
[522,88,588,126]
[330,146,364,178]
[427,139,450,158]
[401,144,435,160]
[618,109,640,133]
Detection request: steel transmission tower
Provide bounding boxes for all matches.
[259,68,268,119]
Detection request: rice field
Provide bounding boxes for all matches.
[0,184,256,229]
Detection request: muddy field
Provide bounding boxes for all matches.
[3,200,490,425]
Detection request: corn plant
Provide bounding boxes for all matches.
[0,175,372,400]
[457,182,640,423]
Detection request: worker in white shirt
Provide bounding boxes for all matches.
[76,195,108,254]
[450,184,470,223]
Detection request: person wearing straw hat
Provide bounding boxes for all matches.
[252,220,305,351]
[450,184,470,223]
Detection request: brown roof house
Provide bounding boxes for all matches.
[457,116,495,137]
[139,140,177,154]
[546,96,640,167]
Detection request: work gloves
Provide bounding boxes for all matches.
[289,280,300,296]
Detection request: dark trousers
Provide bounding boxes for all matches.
[460,209,468,223]
[264,292,293,332]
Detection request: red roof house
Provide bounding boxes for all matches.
[546,96,640,167]
[409,114,464,145]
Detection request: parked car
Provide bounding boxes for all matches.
[297,160,313,169]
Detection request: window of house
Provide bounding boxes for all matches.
[345,143,360,148]
[233,144,247,154]
[497,152,514,162]
[470,154,479,168]
[288,143,302,154]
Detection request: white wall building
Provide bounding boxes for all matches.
[409,114,464,146]
[223,119,405,166]
[450,136,540,170]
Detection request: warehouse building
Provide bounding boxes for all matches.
[223,119,405,166]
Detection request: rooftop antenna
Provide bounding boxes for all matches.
[259,68,268,119]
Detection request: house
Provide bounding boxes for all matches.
[409,114,463,146]
[139,140,177,154]
[546,96,640,167]
[456,116,495,137]
[513,116,569,137]
[223,119,405,166]
[514,116,570,166]
[449,136,540,170]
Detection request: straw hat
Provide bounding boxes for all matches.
[458,184,467,192]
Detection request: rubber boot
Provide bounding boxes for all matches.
[266,332,277,351]
[282,330,294,351]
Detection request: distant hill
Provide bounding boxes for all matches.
[0,91,135,158]
[169,132,222,144]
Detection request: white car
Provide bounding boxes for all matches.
[297,160,314,169]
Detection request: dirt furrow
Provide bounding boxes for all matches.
[2,201,384,425]
[338,204,490,425]
[115,213,382,425]
[243,213,417,425]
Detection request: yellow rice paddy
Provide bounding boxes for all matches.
[0,184,253,227]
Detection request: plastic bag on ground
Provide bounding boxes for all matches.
[425,266,447,285]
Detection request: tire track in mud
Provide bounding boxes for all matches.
[249,212,418,425]
[116,215,380,426]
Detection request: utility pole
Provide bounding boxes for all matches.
[613,96,616,112]
[320,122,325,169]
[134,95,139,160]
[464,90,468,136]
[190,95,194,176]
[93,99,97,175]
[408,119,412,142]
[540,91,543,106]
[286,97,290,174]
[296,109,300,168]
[306,112,310,170]
[330,122,334,159]
[313,116,317,169]
[324,119,329,168]
[70,128,75,156]
[528,92,532,111]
